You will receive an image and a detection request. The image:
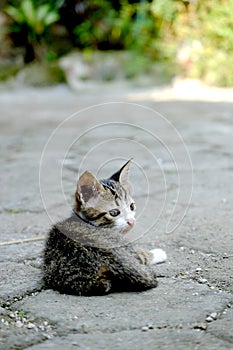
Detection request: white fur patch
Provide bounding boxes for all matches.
[149,249,167,265]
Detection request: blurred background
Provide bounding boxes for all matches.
[0,0,232,89]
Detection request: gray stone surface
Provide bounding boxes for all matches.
[24,330,233,350]
[0,83,232,349]
[12,279,230,331]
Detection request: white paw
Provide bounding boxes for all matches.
[149,249,167,265]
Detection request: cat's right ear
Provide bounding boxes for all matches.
[76,171,104,204]
[110,159,132,188]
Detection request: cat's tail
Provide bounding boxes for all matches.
[110,251,158,292]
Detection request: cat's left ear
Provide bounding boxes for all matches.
[110,159,132,188]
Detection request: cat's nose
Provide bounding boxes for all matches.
[127,219,135,228]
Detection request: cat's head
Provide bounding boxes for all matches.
[75,160,136,232]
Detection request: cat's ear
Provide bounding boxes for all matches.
[110,159,132,187]
[76,171,104,204]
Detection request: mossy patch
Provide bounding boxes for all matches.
[0,64,21,81]
[17,61,66,87]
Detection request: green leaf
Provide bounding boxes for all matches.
[4,6,24,23]
[43,12,60,26]
[21,0,36,28]
[36,4,51,23]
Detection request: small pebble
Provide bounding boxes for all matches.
[27,322,35,329]
[193,322,208,330]
[206,316,214,322]
[196,267,202,273]
[15,320,23,328]
[148,324,154,329]
[141,326,149,332]
[180,275,188,280]
[157,324,168,329]
[209,312,218,320]
[198,278,208,284]
[42,333,53,339]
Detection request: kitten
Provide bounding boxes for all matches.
[43,160,167,296]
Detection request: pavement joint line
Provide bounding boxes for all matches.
[1,288,45,308]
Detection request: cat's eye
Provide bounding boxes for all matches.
[130,202,135,211]
[109,209,120,217]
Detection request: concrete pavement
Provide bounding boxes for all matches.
[0,83,232,349]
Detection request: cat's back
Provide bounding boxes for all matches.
[43,215,139,295]
[43,214,134,274]
[43,216,107,292]
[46,214,128,249]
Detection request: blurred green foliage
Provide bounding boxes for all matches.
[5,0,60,35]
[73,0,176,60]
[4,0,62,62]
[174,0,233,86]
[2,0,233,86]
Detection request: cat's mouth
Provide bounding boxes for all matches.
[112,216,135,231]
[118,222,135,234]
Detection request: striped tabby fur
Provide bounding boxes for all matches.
[43,160,166,296]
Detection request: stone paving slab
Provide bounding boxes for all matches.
[1,278,230,350]
[0,85,232,349]
[12,279,230,330]
[24,329,233,350]
[0,261,42,300]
